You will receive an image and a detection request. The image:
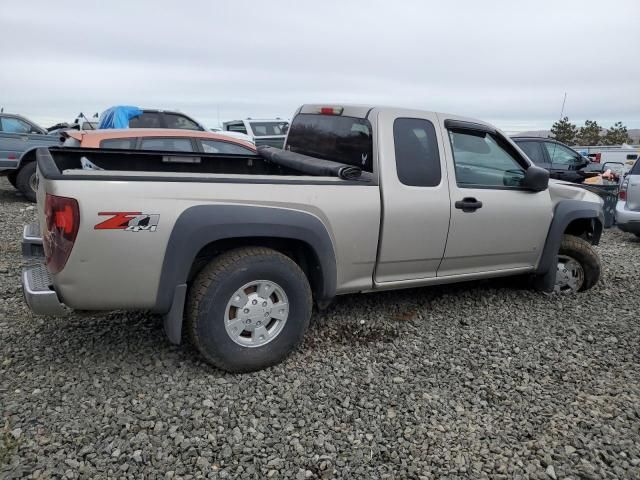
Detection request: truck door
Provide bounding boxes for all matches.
[374,110,451,283]
[437,120,552,276]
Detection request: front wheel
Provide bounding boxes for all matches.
[554,234,601,293]
[16,162,37,202]
[186,247,312,372]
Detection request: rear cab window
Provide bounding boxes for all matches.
[286,113,373,172]
[393,118,441,186]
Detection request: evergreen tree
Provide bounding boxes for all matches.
[602,122,632,145]
[550,117,578,145]
[576,120,602,145]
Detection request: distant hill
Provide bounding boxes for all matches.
[514,129,640,143]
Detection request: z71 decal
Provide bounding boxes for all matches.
[95,212,160,232]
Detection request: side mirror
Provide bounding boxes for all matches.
[523,165,549,192]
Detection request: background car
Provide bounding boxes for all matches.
[512,136,591,183]
[0,113,62,200]
[64,128,257,155]
[223,118,289,148]
[100,108,208,131]
[616,159,640,237]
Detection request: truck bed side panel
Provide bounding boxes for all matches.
[43,177,380,310]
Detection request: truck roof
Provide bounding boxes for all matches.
[296,104,496,130]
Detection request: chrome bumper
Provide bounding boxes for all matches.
[22,263,67,316]
[21,222,67,316]
[22,222,44,259]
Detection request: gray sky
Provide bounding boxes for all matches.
[1,0,639,132]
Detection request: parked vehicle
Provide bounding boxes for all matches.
[615,159,640,236]
[512,136,591,183]
[62,128,256,155]
[22,104,604,372]
[47,113,99,135]
[0,113,62,200]
[574,144,639,166]
[223,118,289,148]
[99,106,207,131]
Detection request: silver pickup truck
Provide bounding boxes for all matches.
[22,104,604,372]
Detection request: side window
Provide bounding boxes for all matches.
[516,141,545,164]
[139,137,194,152]
[200,140,254,155]
[164,113,200,130]
[99,138,136,149]
[544,142,578,165]
[1,117,33,134]
[449,130,526,188]
[226,123,248,134]
[393,118,441,187]
[129,113,162,128]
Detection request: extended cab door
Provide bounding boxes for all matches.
[374,109,451,283]
[543,141,585,183]
[437,119,552,276]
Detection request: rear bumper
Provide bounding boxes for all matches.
[22,223,44,258]
[22,264,67,316]
[21,222,67,316]
[615,200,640,233]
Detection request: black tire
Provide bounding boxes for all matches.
[186,247,312,372]
[15,162,37,202]
[558,234,601,292]
[7,171,17,188]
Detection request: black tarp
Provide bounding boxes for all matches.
[257,146,362,181]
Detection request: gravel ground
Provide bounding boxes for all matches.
[1,176,639,479]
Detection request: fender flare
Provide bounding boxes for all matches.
[535,199,603,290]
[155,204,337,314]
[16,147,40,170]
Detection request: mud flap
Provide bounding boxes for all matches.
[163,284,187,344]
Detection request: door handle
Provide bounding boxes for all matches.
[455,197,483,212]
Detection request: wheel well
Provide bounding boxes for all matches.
[18,150,36,170]
[564,217,602,244]
[188,237,324,302]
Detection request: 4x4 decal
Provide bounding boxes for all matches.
[95,212,160,232]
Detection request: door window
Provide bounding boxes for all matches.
[139,137,194,152]
[226,123,248,134]
[449,130,525,188]
[544,142,579,165]
[200,139,254,154]
[393,118,441,186]
[164,113,200,130]
[516,141,545,164]
[1,117,33,134]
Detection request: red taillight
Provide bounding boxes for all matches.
[318,106,344,115]
[595,153,601,163]
[44,193,80,274]
[619,180,628,201]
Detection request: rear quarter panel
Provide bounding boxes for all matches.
[43,175,380,310]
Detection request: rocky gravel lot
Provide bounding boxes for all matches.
[0,176,639,479]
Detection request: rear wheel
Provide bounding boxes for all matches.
[16,162,37,202]
[554,234,600,293]
[186,247,312,372]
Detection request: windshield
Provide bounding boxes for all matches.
[286,113,373,172]
[250,121,288,137]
